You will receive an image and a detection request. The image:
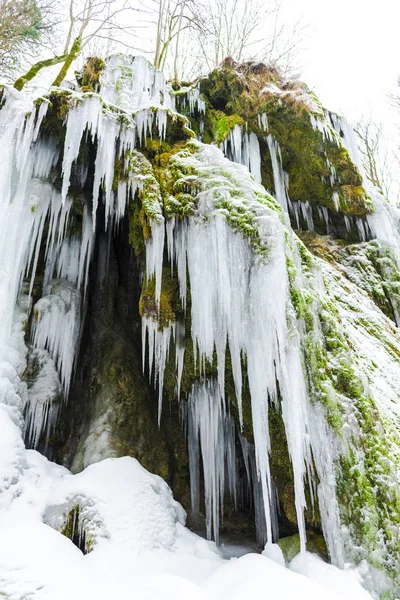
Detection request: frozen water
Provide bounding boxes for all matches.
[222,125,262,184]
[266,134,289,212]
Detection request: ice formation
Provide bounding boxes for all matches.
[1,53,400,600]
[265,134,290,213]
[222,125,262,184]
[159,143,311,552]
[100,54,175,113]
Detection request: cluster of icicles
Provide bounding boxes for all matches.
[2,55,400,565]
[219,114,373,241]
[0,89,94,449]
[143,173,315,554]
[0,56,175,448]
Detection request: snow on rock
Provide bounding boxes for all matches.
[205,553,344,600]
[0,409,26,509]
[99,54,175,113]
[290,553,374,600]
[44,457,187,553]
[262,542,286,566]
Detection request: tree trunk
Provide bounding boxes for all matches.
[13,54,68,91]
[52,36,81,88]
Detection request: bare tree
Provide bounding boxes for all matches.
[389,78,400,203]
[52,0,135,85]
[151,0,204,80]
[194,0,306,76]
[355,117,396,201]
[13,0,139,90]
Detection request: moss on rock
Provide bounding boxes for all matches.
[77,56,105,92]
[180,60,373,238]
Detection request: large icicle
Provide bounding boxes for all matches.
[100,54,175,113]
[61,96,135,228]
[32,281,81,398]
[158,142,311,550]
[266,134,289,213]
[23,348,62,449]
[222,125,262,184]
[142,317,175,425]
[188,380,225,544]
[0,88,58,459]
[187,381,239,544]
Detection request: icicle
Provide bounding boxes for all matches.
[300,201,314,231]
[310,113,335,142]
[157,108,167,140]
[142,318,174,425]
[145,218,165,308]
[161,145,312,552]
[24,349,62,448]
[0,91,53,343]
[288,199,300,229]
[317,206,330,233]
[187,380,225,544]
[99,54,175,113]
[175,320,185,399]
[332,191,340,211]
[188,402,201,514]
[32,281,81,397]
[356,218,367,242]
[224,414,238,510]
[222,126,262,184]
[266,134,289,212]
[61,95,137,230]
[329,112,363,173]
[187,88,206,115]
[257,112,269,132]
[61,98,95,204]
[307,403,346,567]
[248,133,262,184]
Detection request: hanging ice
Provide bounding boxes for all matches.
[187,380,229,544]
[99,54,175,113]
[147,142,311,551]
[222,125,262,184]
[266,134,289,213]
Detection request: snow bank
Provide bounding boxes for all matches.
[0,428,374,600]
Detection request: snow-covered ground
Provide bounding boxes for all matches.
[0,436,373,600]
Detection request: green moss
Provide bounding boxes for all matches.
[194,60,372,238]
[38,89,78,140]
[208,110,244,143]
[278,532,328,562]
[269,406,297,528]
[77,56,105,92]
[60,505,93,554]
[139,269,182,329]
[113,150,163,259]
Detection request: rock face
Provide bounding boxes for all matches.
[1,55,400,597]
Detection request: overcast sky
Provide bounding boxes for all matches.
[286,0,400,126]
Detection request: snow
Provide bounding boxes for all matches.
[0,443,374,600]
[262,541,286,566]
[204,554,360,600]
[290,553,373,600]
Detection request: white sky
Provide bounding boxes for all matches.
[286,0,400,126]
